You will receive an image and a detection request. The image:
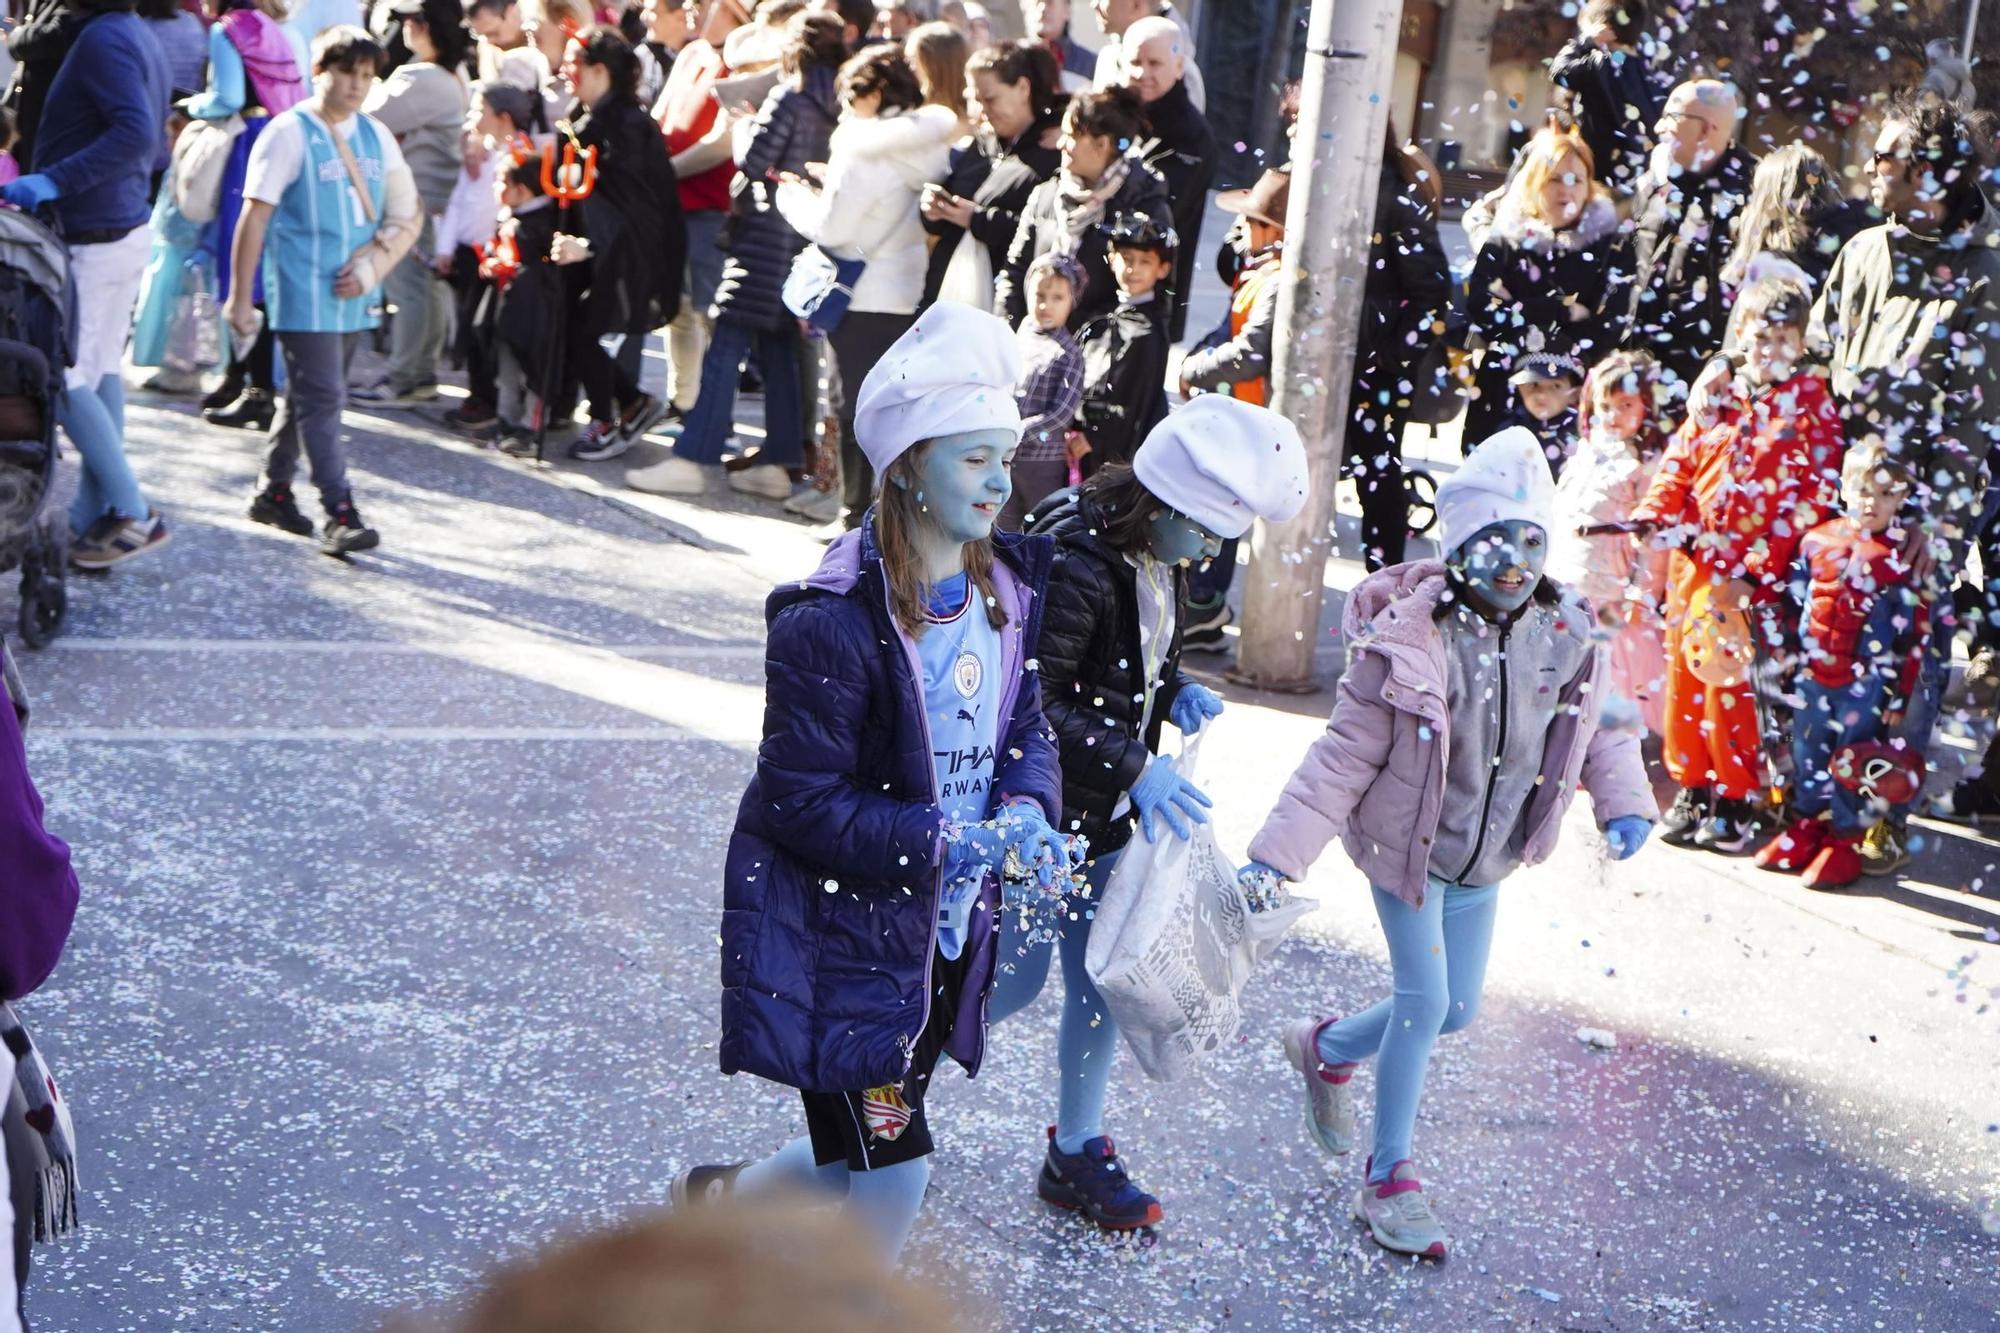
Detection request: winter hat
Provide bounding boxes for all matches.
[854,304,1023,476]
[1437,426,1557,555]
[1130,397,1309,540]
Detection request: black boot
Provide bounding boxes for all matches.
[201,363,246,412]
[320,497,380,557]
[248,484,314,537]
[204,388,275,432]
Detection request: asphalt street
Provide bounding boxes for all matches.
[7,312,1999,1328]
[3,368,1984,1320]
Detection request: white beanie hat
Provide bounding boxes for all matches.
[854,304,1023,477]
[1436,426,1557,555]
[1130,397,1309,539]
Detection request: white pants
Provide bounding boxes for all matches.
[66,227,152,390]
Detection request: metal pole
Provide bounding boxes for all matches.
[1229,0,1401,692]
[1965,0,1981,63]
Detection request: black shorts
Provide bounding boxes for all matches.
[800,943,976,1172]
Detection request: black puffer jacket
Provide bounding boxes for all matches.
[1028,491,1196,857]
[919,108,1062,310]
[995,155,1172,330]
[570,92,686,339]
[711,67,839,330]
[1613,143,1756,386]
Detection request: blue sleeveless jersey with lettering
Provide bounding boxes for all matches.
[266,109,389,334]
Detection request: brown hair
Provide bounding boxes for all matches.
[1384,118,1442,220]
[838,43,924,114]
[875,444,1008,636]
[1580,348,1665,459]
[781,9,847,77]
[966,37,1060,121]
[905,20,969,120]
[1065,84,1144,150]
[1509,124,1602,229]
[1726,274,1811,347]
[1077,464,1164,555]
[417,1199,962,1333]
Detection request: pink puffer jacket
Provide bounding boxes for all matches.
[1248,561,1657,907]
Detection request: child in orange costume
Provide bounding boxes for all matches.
[1631,278,1843,852]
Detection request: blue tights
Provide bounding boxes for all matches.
[1315,878,1498,1183]
[60,374,148,533]
[987,852,1120,1154]
[733,1137,932,1264]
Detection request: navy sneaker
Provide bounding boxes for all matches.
[1036,1126,1162,1230]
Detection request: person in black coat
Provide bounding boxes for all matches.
[1548,0,1665,195]
[2,0,79,170]
[1125,14,1215,342]
[1463,123,1621,446]
[1346,140,1452,569]
[555,28,685,460]
[989,399,1308,1231]
[918,38,1063,309]
[1073,216,1173,470]
[995,85,1172,331]
[1611,79,1754,394]
[626,12,844,497]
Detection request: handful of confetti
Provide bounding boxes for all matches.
[1237,863,1290,914]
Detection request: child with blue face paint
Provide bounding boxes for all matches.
[1240,425,1658,1260]
[680,305,1072,1266]
[988,396,1310,1230]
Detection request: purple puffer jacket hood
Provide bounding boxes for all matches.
[1248,560,1656,906]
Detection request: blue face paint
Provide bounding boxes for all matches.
[1148,509,1224,567]
[910,428,1018,545]
[1451,519,1547,617]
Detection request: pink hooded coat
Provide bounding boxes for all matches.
[1248,561,1658,908]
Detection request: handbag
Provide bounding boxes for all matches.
[1083,736,1316,1082]
[171,114,244,225]
[163,257,222,373]
[1831,738,1926,805]
[783,245,866,334]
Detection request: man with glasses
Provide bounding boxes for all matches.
[1612,78,1753,395]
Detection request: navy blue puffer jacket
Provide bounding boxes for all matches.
[720,520,1062,1094]
[710,67,839,331]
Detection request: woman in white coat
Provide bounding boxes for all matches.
[776,43,953,527]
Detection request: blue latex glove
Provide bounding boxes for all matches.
[942,819,1007,885]
[1,175,58,210]
[1169,681,1224,735]
[1605,816,1651,861]
[997,800,1078,887]
[1129,753,1212,842]
[1238,860,1283,882]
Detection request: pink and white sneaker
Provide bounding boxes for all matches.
[1353,1157,1448,1259]
[1281,1016,1356,1156]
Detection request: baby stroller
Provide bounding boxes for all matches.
[0,205,72,648]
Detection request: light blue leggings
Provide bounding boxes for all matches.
[987,852,1120,1154]
[60,374,149,533]
[733,1138,932,1265]
[1315,877,1498,1184]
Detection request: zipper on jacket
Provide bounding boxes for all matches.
[1455,621,1510,885]
[883,574,945,1080]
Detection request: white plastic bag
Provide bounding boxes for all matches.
[1085,735,1315,1081]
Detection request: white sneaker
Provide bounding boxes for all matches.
[1353,1159,1448,1259]
[727,464,793,500]
[625,454,712,496]
[786,488,843,524]
[1282,1017,1355,1156]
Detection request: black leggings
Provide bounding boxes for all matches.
[1345,365,1409,570]
[567,319,643,426]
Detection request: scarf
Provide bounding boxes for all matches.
[1,1002,77,1244]
[1055,154,1131,251]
